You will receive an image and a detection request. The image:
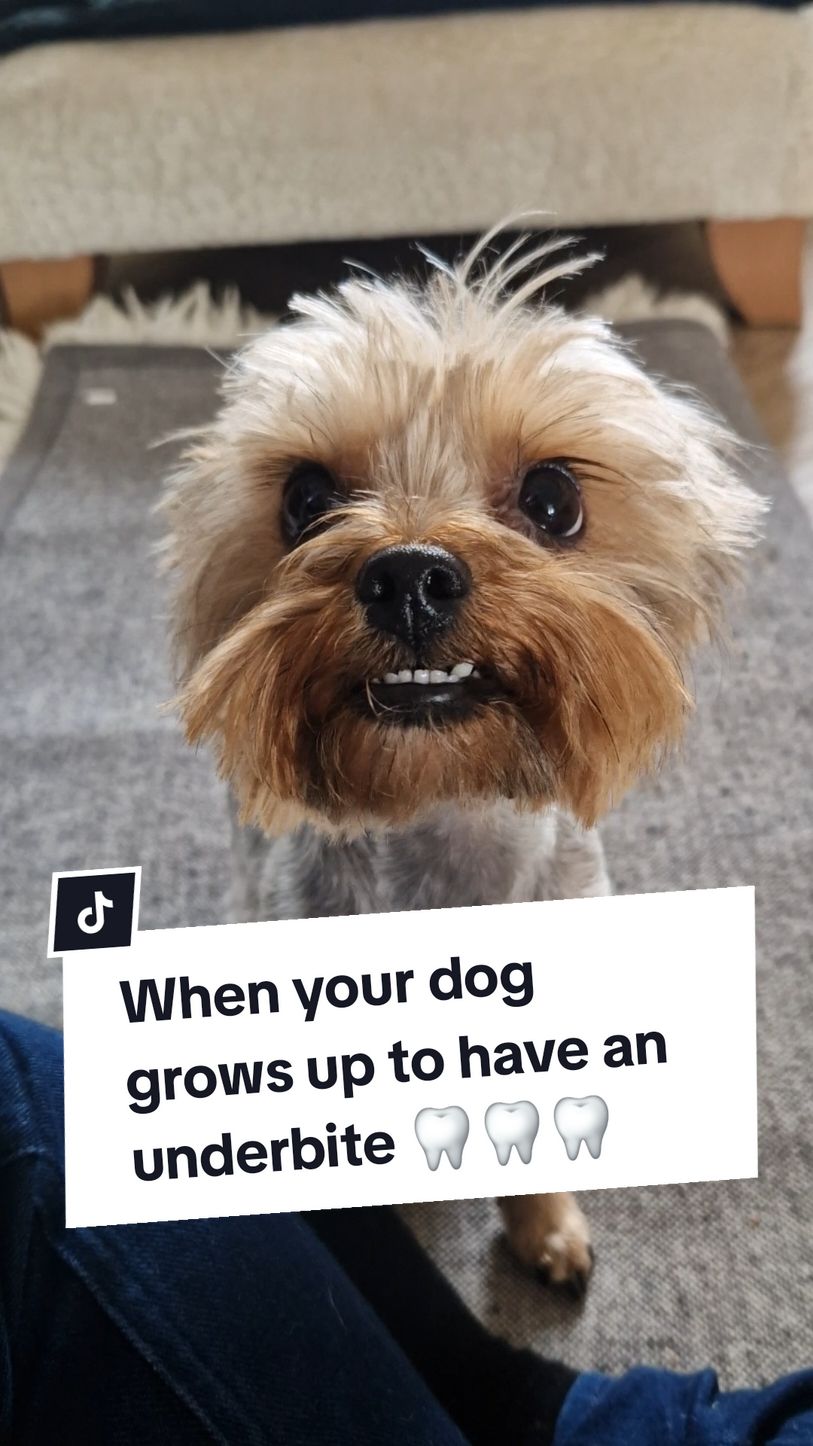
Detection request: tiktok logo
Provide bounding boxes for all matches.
[49,868,140,956]
[78,891,114,935]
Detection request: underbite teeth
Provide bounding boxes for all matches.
[370,662,478,686]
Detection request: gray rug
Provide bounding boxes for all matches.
[1,327,811,1388]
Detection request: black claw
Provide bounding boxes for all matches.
[534,1266,591,1298]
[563,1271,589,1301]
[535,1253,594,1299]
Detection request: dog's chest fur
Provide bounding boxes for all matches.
[229,799,610,922]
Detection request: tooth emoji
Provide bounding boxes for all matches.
[414,1106,470,1170]
[484,1100,540,1165]
[553,1096,609,1161]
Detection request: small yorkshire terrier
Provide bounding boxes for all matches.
[163,229,762,1291]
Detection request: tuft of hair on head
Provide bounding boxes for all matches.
[437,214,603,312]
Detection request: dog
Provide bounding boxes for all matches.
[162,230,762,1292]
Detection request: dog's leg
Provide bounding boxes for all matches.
[541,812,612,902]
[227,793,303,923]
[500,814,609,1292]
[498,1192,593,1294]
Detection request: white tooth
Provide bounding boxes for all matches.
[413,669,430,685]
[383,672,399,684]
[451,662,474,679]
[414,1106,469,1170]
[484,1101,539,1166]
[429,670,448,683]
[472,669,481,679]
[398,670,413,683]
[553,1096,609,1161]
[371,677,381,684]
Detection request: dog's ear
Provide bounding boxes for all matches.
[534,309,768,656]
[160,425,288,683]
[683,397,768,595]
[623,383,767,652]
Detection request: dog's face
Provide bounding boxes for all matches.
[164,239,763,835]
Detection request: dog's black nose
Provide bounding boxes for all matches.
[355,545,470,650]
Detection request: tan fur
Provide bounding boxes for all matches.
[161,233,764,1289]
[499,1192,594,1287]
[163,234,763,836]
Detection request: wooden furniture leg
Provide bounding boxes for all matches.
[0,255,96,339]
[707,219,804,327]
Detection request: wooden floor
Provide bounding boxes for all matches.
[731,228,813,519]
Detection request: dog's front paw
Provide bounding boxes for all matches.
[533,1229,595,1298]
[499,1192,594,1297]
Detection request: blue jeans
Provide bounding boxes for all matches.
[0,1009,811,1445]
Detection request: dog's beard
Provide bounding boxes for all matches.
[178,511,689,834]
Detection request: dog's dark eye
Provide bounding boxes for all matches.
[281,464,340,545]
[519,461,584,541]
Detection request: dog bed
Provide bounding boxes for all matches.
[0,321,811,1384]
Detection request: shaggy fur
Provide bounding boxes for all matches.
[162,231,764,1287]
